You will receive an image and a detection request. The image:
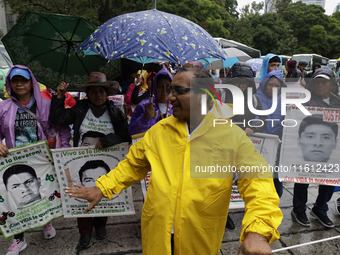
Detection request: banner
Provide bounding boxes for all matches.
[279,106,340,185]
[51,143,135,218]
[229,133,281,209]
[0,141,62,239]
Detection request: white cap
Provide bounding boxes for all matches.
[314,74,330,80]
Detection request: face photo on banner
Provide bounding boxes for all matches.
[79,160,110,188]
[0,141,62,239]
[3,164,42,207]
[279,106,340,183]
[51,143,135,218]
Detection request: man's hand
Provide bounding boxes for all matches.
[65,184,103,213]
[95,141,104,149]
[144,103,155,119]
[56,82,69,99]
[245,128,254,136]
[0,144,9,156]
[238,232,272,255]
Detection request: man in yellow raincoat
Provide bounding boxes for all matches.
[66,66,283,255]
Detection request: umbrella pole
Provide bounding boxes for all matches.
[153,0,157,9]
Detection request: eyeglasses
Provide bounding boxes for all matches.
[166,86,191,96]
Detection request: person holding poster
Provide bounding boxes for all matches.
[256,70,286,197]
[0,65,71,255]
[292,67,340,228]
[49,72,131,250]
[66,66,282,255]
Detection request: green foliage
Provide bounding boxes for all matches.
[2,0,340,59]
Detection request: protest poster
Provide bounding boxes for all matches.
[229,133,281,209]
[0,141,62,239]
[51,143,135,218]
[279,106,340,185]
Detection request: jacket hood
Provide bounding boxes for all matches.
[137,69,149,89]
[258,70,286,96]
[306,67,338,95]
[258,54,282,79]
[228,62,257,94]
[153,67,173,105]
[5,65,43,107]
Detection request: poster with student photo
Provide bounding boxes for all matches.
[0,141,62,239]
[229,133,280,209]
[51,143,135,218]
[279,106,340,185]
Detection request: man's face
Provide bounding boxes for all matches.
[267,62,280,73]
[265,77,281,98]
[299,65,307,71]
[81,136,100,146]
[313,78,333,99]
[167,71,194,123]
[156,78,171,103]
[298,124,337,162]
[10,76,33,99]
[7,172,41,207]
[81,167,107,188]
[15,135,30,147]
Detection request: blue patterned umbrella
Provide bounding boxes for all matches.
[79,9,225,65]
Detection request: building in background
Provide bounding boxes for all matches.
[265,0,277,13]
[299,0,325,9]
[0,3,16,37]
[334,2,340,13]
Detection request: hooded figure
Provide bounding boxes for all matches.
[285,60,301,82]
[224,62,266,135]
[305,67,340,107]
[128,67,173,135]
[256,70,286,139]
[257,54,282,80]
[0,65,71,254]
[125,69,149,106]
[0,65,71,148]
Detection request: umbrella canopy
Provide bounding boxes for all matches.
[2,11,114,91]
[246,58,263,72]
[205,48,251,70]
[79,9,225,65]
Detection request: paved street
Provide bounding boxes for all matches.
[1,182,340,255]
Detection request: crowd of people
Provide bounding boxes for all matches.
[0,54,340,255]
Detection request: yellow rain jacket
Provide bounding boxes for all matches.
[97,107,282,255]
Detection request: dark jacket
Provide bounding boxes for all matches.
[50,97,131,147]
[224,62,266,133]
[305,67,340,107]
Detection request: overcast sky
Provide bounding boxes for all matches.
[236,0,337,15]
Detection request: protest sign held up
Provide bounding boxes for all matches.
[0,141,62,239]
[51,143,135,218]
[279,106,340,185]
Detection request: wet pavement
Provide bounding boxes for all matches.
[1,182,340,255]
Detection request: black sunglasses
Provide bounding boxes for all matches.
[166,86,191,95]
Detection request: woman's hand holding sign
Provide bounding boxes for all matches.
[65,184,103,213]
[0,144,9,156]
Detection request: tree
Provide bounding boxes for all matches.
[225,0,238,18]
[250,13,297,55]
[157,0,235,38]
[275,0,292,16]
[282,2,329,46]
